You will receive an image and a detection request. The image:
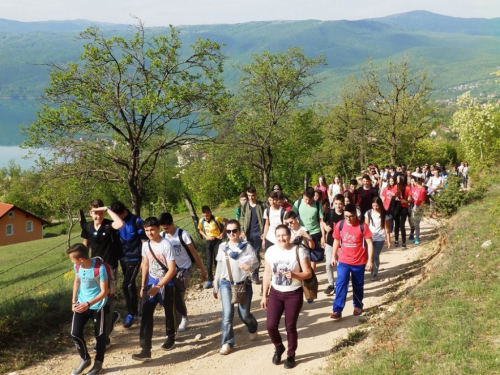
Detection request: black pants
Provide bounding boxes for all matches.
[120,259,141,316]
[394,207,409,244]
[205,239,221,282]
[71,305,109,362]
[139,284,186,350]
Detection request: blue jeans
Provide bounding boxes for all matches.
[220,279,258,347]
[247,231,262,279]
[333,262,366,312]
[372,241,385,276]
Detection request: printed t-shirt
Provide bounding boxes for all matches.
[366,209,388,242]
[263,206,284,244]
[292,200,323,235]
[163,228,193,269]
[265,245,309,292]
[198,216,224,238]
[333,220,372,266]
[382,186,397,211]
[74,259,108,310]
[81,218,121,268]
[411,186,427,206]
[142,238,175,286]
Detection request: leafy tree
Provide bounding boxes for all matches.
[218,47,326,192]
[22,22,227,216]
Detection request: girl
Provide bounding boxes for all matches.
[393,178,412,248]
[314,176,328,201]
[328,175,345,206]
[411,177,428,245]
[365,197,390,280]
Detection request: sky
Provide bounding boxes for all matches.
[1,0,499,26]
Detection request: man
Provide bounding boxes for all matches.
[110,201,147,329]
[330,204,373,320]
[292,187,325,271]
[132,217,183,362]
[356,175,378,219]
[81,199,124,348]
[240,186,266,284]
[322,194,345,296]
[235,192,248,220]
[262,191,286,250]
[67,243,109,375]
[159,212,207,332]
[198,206,228,288]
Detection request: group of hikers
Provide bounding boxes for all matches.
[67,161,466,374]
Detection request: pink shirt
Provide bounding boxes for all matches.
[333,220,373,265]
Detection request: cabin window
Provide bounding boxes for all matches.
[8,211,14,218]
[6,224,13,236]
[26,221,33,233]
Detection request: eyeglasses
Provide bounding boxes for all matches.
[285,220,295,226]
[344,215,356,220]
[226,229,239,234]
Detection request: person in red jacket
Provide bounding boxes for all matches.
[410,177,427,245]
[393,178,412,248]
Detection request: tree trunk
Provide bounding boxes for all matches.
[128,174,141,217]
[304,172,310,190]
[184,192,202,239]
[66,210,75,249]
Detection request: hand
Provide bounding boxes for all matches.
[201,271,208,282]
[260,297,268,310]
[241,233,247,240]
[330,259,337,267]
[284,271,293,280]
[213,292,218,299]
[366,261,373,271]
[218,233,224,240]
[147,285,160,297]
[73,302,88,313]
[207,236,216,241]
[90,206,107,213]
[321,238,326,248]
[260,234,264,240]
[386,241,392,249]
[238,263,249,271]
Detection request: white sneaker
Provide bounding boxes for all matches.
[249,331,258,341]
[178,316,189,332]
[220,343,232,355]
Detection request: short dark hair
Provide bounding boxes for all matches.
[314,190,322,196]
[66,243,89,258]
[304,187,315,199]
[333,194,344,203]
[270,191,279,199]
[362,174,370,181]
[89,199,104,208]
[110,201,127,215]
[158,212,173,226]
[275,224,291,236]
[247,186,257,194]
[143,217,160,228]
[284,211,297,220]
[201,206,211,214]
[275,191,285,200]
[344,204,357,215]
[239,192,248,199]
[349,179,357,186]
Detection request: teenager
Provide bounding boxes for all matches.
[159,212,207,332]
[356,175,379,219]
[393,178,412,248]
[328,175,345,206]
[132,217,183,362]
[314,176,328,201]
[262,191,286,250]
[381,176,397,234]
[198,206,228,288]
[213,220,259,355]
[235,192,248,220]
[365,197,391,281]
[330,204,373,320]
[411,177,428,245]
[283,211,315,250]
[67,243,109,375]
[427,167,443,218]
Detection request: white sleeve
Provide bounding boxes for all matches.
[299,246,310,259]
[181,230,193,245]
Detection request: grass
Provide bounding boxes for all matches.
[0,206,236,373]
[324,175,500,374]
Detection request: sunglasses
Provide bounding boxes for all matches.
[226,229,239,234]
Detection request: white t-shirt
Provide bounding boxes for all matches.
[291,225,311,249]
[263,207,284,244]
[366,209,389,242]
[141,238,175,280]
[329,184,342,198]
[215,241,257,283]
[162,228,193,269]
[265,245,309,292]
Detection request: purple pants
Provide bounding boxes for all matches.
[266,287,303,356]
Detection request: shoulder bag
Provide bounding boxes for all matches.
[225,254,248,305]
[295,246,318,300]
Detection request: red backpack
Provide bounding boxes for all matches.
[75,257,116,297]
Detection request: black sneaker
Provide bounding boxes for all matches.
[394,240,399,247]
[72,358,91,375]
[284,355,296,369]
[272,345,285,365]
[86,360,103,375]
[402,243,407,249]
[324,284,335,296]
[161,337,175,351]
[408,234,414,240]
[132,349,152,362]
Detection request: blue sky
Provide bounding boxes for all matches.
[1,0,499,26]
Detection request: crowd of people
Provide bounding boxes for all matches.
[67,161,468,374]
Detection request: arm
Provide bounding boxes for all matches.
[71,274,80,311]
[331,239,340,267]
[260,260,272,310]
[262,216,270,241]
[384,219,391,248]
[218,218,228,240]
[365,238,374,271]
[82,239,88,249]
[289,254,312,281]
[320,218,325,248]
[187,243,207,282]
[140,255,149,297]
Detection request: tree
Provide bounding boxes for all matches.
[218,47,326,192]
[22,22,227,216]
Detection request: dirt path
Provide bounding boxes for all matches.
[17,218,439,375]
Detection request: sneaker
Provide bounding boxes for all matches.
[408,234,414,240]
[249,331,258,341]
[284,355,296,369]
[178,316,189,332]
[324,284,335,296]
[353,307,363,316]
[161,337,175,351]
[219,343,232,355]
[402,243,407,249]
[330,311,342,320]
[86,360,103,375]
[272,345,285,365]
[132,349,151,362]
[371,274,377,281]
[394,240,399,247]
[307,299,314,303]
[414,238,420,245]
[72,358,91,375]
[123,314,136,329]
[203,281,213,289]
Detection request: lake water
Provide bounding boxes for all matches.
[0,146,41,169]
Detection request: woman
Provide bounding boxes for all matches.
[314,176,328,201]
[462,162,469,188]
[427,167,443,218]
[381,176,397,233]
[365,197,390,281]
[328,175,345,205]
[411,177,427,245]
[261,225,312,369]
[213,220,259,355]
[393,178,412,248]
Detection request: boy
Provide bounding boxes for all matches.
[262,191,286,250]
[159,212,207,332]
[67,243,109,375]
[235,192,248,220]
[198,206,228,288]
[132,217,183,362]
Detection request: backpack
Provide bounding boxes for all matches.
[162,228,196,264]
[201,215,226,239]
[265,206,286,224]
[75,257,116,298]
[338,219,366,249]
[296,199,321,223]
